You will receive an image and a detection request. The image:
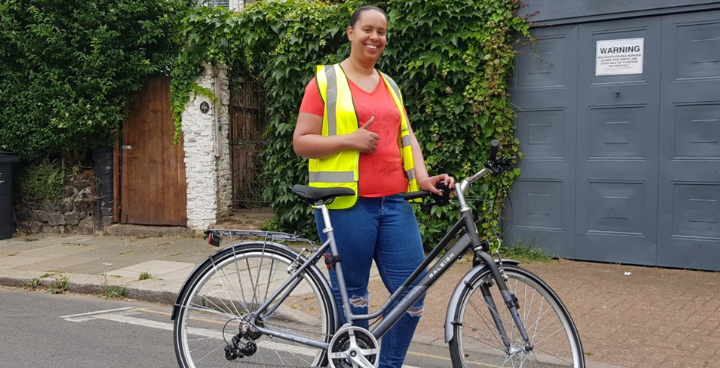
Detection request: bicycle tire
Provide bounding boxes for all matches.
[173,242,337,368]
[449,264,584,368]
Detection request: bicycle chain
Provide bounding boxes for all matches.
[215,319,382,368]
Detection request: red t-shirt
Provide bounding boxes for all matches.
[299,75,408,197]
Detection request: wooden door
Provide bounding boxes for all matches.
[120,77,187,225]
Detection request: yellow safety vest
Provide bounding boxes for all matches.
[310,64,419,209]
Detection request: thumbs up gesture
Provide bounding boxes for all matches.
[353,116,380,153]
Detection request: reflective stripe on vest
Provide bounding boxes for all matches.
[309,64,419,209]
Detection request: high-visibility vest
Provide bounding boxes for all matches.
[309,64,418,209]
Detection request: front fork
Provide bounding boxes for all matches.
[475,250,534,353]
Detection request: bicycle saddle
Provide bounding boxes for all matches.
[292,184,355,204]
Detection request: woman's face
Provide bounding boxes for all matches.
[347,9,387,65]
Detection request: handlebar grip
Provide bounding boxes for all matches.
[489,139,500,162]
[403,190,431,201]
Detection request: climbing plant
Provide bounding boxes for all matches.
[0,0,196,161]
[171,0,530,246]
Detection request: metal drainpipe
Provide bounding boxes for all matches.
[213,66,222,158]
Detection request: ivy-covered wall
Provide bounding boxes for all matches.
[0,0,196,161]
[171,0,530,246]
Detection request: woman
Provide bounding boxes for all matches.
[293,5,454,368]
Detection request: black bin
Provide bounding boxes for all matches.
[0,151,20,240]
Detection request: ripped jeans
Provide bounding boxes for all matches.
[315,195,426,368]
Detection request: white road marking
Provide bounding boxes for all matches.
[60,307,134,322]
[60,307,423,368]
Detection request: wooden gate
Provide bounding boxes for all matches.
[230,80,269,208]
[117,77,187,225]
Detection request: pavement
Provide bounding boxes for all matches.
[0,226,719,368]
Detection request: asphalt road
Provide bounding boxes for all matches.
[0,287,454,368]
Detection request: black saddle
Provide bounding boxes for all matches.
[292,185,355,205]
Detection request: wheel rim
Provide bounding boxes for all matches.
[455,268,582,367]
[175,249,332,368]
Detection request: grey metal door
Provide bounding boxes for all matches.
[507,25,579,258]
[657,11,720,270]
[508,10,720,270]
[574,18,661,264]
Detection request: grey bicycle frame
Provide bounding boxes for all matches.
[318,203,468,339]
[252,166,533,351]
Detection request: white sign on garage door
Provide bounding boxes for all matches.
[596,38,644,75]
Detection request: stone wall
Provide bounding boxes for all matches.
[181,64,232,229]
[14,170,96,234]
[92,147,114,230]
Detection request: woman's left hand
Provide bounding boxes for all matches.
[418,174,455,196]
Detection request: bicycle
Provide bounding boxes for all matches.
[171,140,585,368]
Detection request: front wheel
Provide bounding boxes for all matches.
[173,243,337,368]
[449,265,584,367]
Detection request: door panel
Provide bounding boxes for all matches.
[658,11,720,270]
[121,77,187,225]
[575,18,661,264]
[507,25,578,258]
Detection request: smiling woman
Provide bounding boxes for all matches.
[291,5,455,368]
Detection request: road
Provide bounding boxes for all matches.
[0,287,454,368]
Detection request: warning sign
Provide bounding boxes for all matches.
[595,38,644,76]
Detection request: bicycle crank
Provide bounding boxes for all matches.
[328,325,379,368]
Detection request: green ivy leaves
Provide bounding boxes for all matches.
[0,0,196,160]
[171,0,529,245]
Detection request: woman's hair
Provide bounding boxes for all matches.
[349,5,387,28]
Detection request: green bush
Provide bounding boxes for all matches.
[0,0,197,160]
[171,0,529,245]
[16,160,67,202]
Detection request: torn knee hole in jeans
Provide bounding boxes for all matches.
[406,306,424,317]
[349,293,370,308]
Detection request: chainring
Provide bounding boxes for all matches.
[328,325,379,368]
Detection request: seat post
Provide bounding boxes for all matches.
[316,202,356,324]
[318,203,333,235]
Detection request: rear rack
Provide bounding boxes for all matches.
[203,229,317,247]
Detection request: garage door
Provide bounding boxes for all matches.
[506,10,720,271]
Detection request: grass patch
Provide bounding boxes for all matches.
[138,272,152,281]
[25,278,40,289]
[104,286,126,298]
[47,275,69,294]
[498,239,552,264]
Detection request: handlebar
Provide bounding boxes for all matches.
[403,139,515,203]
[488,139,499,162]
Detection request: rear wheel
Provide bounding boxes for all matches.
[173,243,337,368]
[449,265,584,367]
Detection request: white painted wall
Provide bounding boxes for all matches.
[181,64,232,229]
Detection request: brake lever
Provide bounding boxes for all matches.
[431,180,452,207]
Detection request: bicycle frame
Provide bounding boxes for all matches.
[246,167,534,354]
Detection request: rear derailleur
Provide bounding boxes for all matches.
[225,321,261,361]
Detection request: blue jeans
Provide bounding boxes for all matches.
[315,195,426,368]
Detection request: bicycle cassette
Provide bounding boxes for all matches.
[328,325,379,368]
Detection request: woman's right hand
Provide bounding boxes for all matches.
[294,113,379,158]
[351,116,379,153]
